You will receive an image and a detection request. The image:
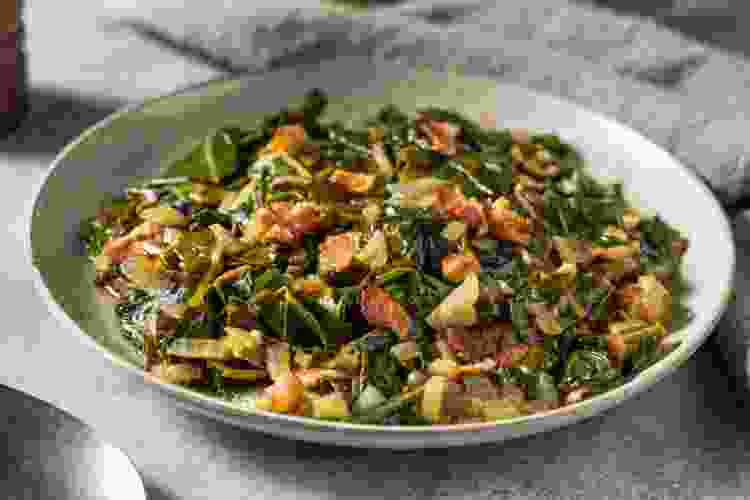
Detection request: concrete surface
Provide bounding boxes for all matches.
[3,1,750,499]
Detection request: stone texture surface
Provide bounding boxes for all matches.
[4,1,750,499]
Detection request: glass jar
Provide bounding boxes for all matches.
[0,0,27,138]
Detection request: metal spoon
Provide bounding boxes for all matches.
[0,385,147,500]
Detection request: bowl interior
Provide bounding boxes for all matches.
[29,58,734,443]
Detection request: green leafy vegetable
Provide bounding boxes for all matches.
[207,366,226,396]
[300,297,353,348]
[254,269,287,292]
[496,367,522,385]
[476,157,514,195]
[640,215,683,273]
[351,394,428,425]
[115,288,158,352]
[561,349,613,386]
[248,155,294,179]
[204,127,239,180]
[522,368,559,402]
[628,335,662,373]
[364,348,404,398]
[433,158,494,198]
[257,303,287,339]
[190,207,249,227]
[511,297,531,343]
[303,234,321,275]
[576,272,612,321]
[542,173,626,241]
[222,271,255,305]
[81,220,112,258]
[416,107,513,151]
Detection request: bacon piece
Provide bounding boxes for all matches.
[496,344,530,368]
[441,254,481,283]
[256,203,322,245]
[434,184,466,214]
[102,236,134,264]
[269,124,306,153]
[487,204,531,244]
[286,204,322,240]
[329,170,376,194]
[319,232,356,274]
[423,120,461,156]
[360,287,411,339]
[432,185,486,227]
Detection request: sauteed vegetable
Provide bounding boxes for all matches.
[82,90,689,425]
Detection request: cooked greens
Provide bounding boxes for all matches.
[83,89,690,426]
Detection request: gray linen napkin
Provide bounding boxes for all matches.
[118,0,750,387]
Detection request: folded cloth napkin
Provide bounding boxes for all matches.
[121,0,750,388]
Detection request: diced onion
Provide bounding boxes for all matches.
[426,273,479,330]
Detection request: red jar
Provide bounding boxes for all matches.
[0,0,27,138]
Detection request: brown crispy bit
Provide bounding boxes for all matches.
[441,254,481,283]
[360,287,411,339]
[442,379,468,419]
[525,400,560,414]
[463,375,501,401]
[447,322,513,362]
[478,286,505,305]
[319,232,356,274]
[225,304,259,330]
[564,385,593,405]
[500,383,527,404]
[671,238,689,258]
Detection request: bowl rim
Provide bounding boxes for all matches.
[26,60,736,438]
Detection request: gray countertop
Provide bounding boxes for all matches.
[5,1,750,499]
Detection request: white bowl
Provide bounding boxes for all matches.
[28,58,735,448]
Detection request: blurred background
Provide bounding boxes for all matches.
[589,0,749,55]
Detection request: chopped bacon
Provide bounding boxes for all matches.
[319,232,356,273]
[294,368,324,388]
[266,224,296,244]
[329,170,376,194]
[453,199,486,227]
[496,344,530,368]
[360,287,411,339]
[422,120,462,155]
[269,201,293,218]
[433,185,486,227]
[446,330,466,353]
[102,222,163,264]
[434,184,466,214]
[268,124,306,153]
[446,323,513,362]
[286,204,322,239]
[255,207,278,239]
[102,236,134,264]
[441,254,481,283]
[488,204,531,244]
[607,334,627,368]
[255,202,322,245]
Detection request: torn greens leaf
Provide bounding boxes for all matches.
[521,368,559,402]
[253,269,287,292]
[115,288,158,352]
[81,220,112,258]
[365,348,404,398]
[561,349,613,386]
[190,207,249,227]
[628,335,662,374]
